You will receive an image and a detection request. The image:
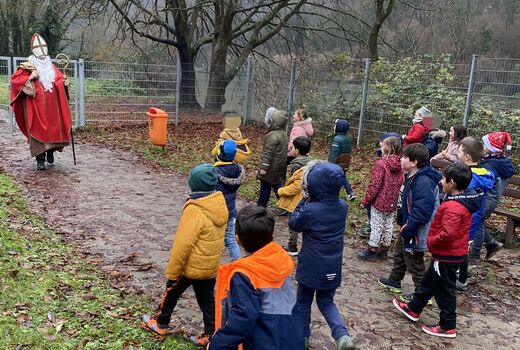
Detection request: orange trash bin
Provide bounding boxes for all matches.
[147,107,168,146]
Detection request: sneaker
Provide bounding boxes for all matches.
[421,324,456,338]
[378,277,401,293]
[347,194,357,202]
[357,225,371,239]
[399,293,433,306]
[46,150,55,164]
[336,335,355,350]
[377,249,388,260]
[392,299,419,322]
[358,247,378,261]
[275,208,289,216]
[190,334,211,347]
[456,280,468,291]
[37,159,46,170]
[140,315,174,336]
[284,245,298,257]
[485,241,503,260]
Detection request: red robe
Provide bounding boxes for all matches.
[10,65,71,145]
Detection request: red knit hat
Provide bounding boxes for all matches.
[482,132,513,153]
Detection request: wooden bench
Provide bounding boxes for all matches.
[431,158,520,248]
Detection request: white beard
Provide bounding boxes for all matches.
[28,55,56,92]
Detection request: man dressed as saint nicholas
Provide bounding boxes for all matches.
[10,33,71,170]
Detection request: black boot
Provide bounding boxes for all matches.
[46,150,55,164]
[36,153,46,170]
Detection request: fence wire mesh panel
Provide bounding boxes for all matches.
[471,58,520,160]
[364,56,470,142]
[250,58,293,123]
[0,57,11,131]
[290,57,366,138]
[11,56,80,128]
[83,61,177,124]
[178,62,248,118]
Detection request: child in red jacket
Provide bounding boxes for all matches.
[402,107,430,146]
[358,136,404,261]
[393,163,483,338]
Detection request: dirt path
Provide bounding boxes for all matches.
[1,124,519,349]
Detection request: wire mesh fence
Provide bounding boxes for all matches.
[0,56,12,131]
[1,54,519,162]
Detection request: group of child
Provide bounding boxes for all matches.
[139,105,516,348]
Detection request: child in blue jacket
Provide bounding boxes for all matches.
[289,161,354,350]
[378,143,441,302]
[456,137,495,290]
[476,132,516,260]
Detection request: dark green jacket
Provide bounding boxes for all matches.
[327,133,352,163]
[258,111,288,184]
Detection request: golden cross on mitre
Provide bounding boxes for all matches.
[31,33,48,58]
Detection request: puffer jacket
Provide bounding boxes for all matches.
[212,128,251,164]
[214,161,245,218]
[428,189,483,263]
[400,166,441,252]
[210,242,304,350]
[257,111,288,184]
[289,161,347,290]
[277,167,305,213]
[288,118,314,155]
[327,133,352,164]
[361,155,404,212]
[481,154,517,218]
[467,166,495,240]
[165,191,228,280]
[404,122,428,146]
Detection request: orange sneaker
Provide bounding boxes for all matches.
[140,314,174,336]
[190,333,211,347]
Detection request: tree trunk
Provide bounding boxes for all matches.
[368,23,381,62]
[204,41,228,111]
[178,45,201,110]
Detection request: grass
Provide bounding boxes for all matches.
[0,172,193,350]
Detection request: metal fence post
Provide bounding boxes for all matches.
[78,59,86,127]
[357,58,371,147]
[463,54,478,128]
[243,57,253,124]
[7,57,13,134]
[286,57,297,132]
[175,56,181,126]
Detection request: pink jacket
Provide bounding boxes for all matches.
[288,118,314,155]
[431,140,460,162]
[362,155,404,212]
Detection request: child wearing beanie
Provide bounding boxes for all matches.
[211,112,251,164]
[214,140,246,261]
[141,163,228,347]
[403,107,430,146]
[328,118,356,201]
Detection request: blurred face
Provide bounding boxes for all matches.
[458,146,471,165]
[401,156,417,172]
[449,127,455,140]
[441,176,455,194]
[292,111,302,122]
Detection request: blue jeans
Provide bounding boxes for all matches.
[297,283,349,340]
[469,222,494,260]
[225,217,241,261]
[257,180,281,208]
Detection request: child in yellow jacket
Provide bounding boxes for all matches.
[211,112,251,164]
[277,136,311,255]
[141,164,228,348]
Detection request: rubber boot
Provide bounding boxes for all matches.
[36,153,46,170]
[336,335,355,350]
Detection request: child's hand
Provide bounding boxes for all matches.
[259,169,267,176]
[402,134,406,140]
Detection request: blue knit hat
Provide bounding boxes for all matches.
[334,119,350,133]
[188,164,218,192]
[218,140,237,162]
